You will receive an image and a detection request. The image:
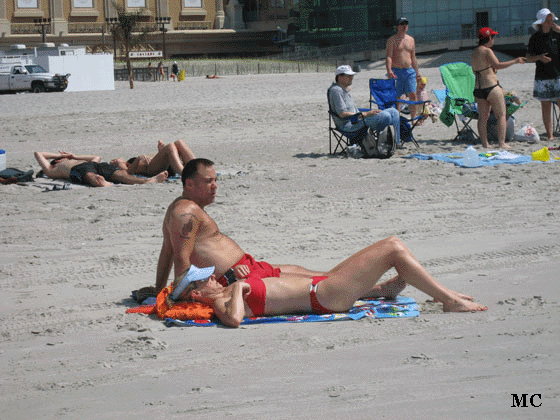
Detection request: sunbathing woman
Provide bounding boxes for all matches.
[170,236,487,328]
[471,27,526,149]
[112,140,195,177]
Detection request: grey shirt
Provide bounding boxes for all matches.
[327,82,359,129]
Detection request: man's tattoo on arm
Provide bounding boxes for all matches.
[179,213,199,239]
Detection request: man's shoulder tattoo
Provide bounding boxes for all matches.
[178,212,199,239]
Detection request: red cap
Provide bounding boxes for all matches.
[478,27,498,39]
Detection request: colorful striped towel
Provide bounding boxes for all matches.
[164,296,419,327]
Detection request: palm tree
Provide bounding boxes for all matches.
[109,5,151,89]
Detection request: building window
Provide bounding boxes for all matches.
[184,0,202,7]
[17,0,38,8]
[73,0,93,7]
[127,0,146,7]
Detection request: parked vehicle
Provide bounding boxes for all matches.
[0,64,70,93]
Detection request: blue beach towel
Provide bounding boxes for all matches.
[165,296,419,327]
[406,151,535,168]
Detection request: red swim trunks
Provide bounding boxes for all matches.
[217,253,281,286]
[309,276,333,314]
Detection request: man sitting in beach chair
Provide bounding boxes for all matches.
[34,151,168,187]
[328,65,401,153]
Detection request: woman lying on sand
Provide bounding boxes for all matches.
[112,139,195,177]
[170,236,488,328]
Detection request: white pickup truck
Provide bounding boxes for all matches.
[0,64,70,93]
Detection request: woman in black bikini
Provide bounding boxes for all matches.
[472,27,526,148]
[169,237,488,328]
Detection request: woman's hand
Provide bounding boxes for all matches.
[539,53,552,63]
[233,265,250,279]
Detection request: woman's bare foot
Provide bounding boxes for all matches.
[429,290,474,304]
[146,171,168,184]
[362,277,406,299]
[498,143,511,149]
[158,140,165,151]
[443,297,488,312]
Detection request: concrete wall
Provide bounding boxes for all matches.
[35,53,114,91]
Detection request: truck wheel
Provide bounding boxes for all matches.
[31,84,46,93]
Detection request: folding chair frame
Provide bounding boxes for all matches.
[449,98,480,143]
[328,111,368,155]
[553,102,560,137]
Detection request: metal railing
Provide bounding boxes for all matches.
[176,21,213,30]
[68,23,105,34]
[11,23,49,35]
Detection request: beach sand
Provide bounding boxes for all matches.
[1,53,559,419]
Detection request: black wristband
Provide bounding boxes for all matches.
[224,268,237,285]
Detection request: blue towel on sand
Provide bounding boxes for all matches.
[406,152,534,168]
[165,296,419,327]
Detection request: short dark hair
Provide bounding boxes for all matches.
[478,36,492,45]
[181,158,214,185]
[127,157,137,164]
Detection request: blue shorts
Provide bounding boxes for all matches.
[393,67,417,97]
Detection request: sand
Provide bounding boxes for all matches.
[1,53,559,419]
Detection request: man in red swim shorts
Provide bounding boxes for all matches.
[155,158,324,293]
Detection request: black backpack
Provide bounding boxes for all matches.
[360,126,396,159]
[0,168,34,184]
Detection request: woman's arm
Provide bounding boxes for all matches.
[487,49,526,70]
[214,282,250,328]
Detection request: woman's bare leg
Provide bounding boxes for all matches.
[147,144,183,175]
[111,170,168,184]
[542,101,554,141]
[476,99,491,148]
[487,87,509,149]
[321,236,487,312]
[173,140,196,164]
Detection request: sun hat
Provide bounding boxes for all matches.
[170,265,215,300]
[478,27,498,39]
[335,65,356,76]
[396,17,409,25]
[533,8,558,31]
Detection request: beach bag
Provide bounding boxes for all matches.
[487,113,515,143]
[361,126,396,159]
[0,168,33,184]
[514,123,539,143]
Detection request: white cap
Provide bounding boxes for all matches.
[171,265,215,300]
[533,8,558,31]
[335,65,356,76]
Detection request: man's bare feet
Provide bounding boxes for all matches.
[443,297,488,312]
[498,143,511,149]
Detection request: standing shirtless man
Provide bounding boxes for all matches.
[386,17,422,119]
[154,159,484,312]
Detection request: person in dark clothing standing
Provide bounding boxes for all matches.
[527,8,560,140]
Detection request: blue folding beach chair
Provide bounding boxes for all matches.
[369,78,429,148]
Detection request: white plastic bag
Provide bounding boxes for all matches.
[514,124,539,143]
